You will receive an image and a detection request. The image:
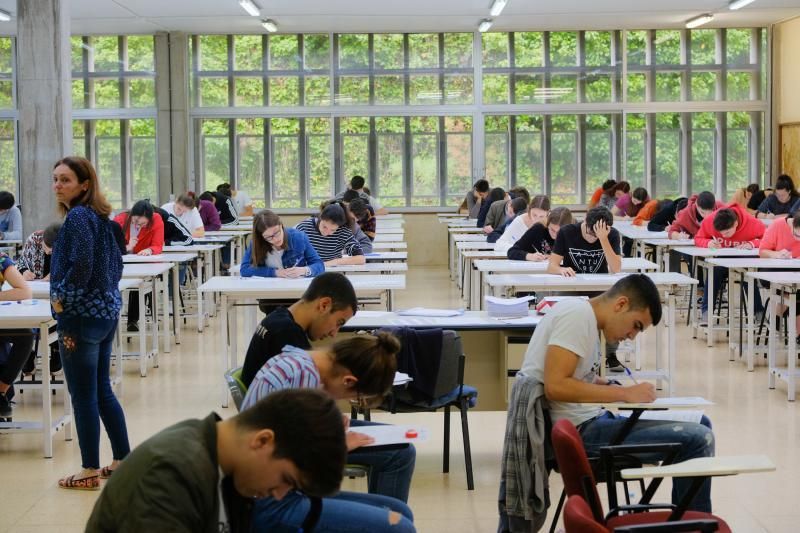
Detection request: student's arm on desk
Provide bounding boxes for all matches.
[543,345,656,403]
[327,254,366,266]
[0,265,32,301]
[547,253,574,276]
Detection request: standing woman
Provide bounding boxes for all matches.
[241,209,324,278]
[50,157,129,490]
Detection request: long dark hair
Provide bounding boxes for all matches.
[53,156,113,218]
[121,200,155,239]
[251,209,285,266]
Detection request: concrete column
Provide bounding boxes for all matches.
[17,0,72,234]
[155,31,190,203]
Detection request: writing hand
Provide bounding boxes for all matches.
[22,271,35,281]
[560,267,576,277]
[623,382,656,403]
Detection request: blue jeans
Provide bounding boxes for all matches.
[253,490,415,532]
[58,316,130,469]
[349,420,416,502]
[580,412,714,513]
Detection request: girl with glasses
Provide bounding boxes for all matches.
[241,209,324,279]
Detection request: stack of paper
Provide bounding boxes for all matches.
[535,296,588,315]
[485,295,535,318]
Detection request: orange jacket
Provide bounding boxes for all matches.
[632,200,660,226]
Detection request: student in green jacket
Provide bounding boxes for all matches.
[85,389,346,533]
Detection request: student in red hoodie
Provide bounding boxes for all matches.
[667,191,721,240]
[694,203,765,324]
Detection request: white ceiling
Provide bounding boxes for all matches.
[0,0,798,34]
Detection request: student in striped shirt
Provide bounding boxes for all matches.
[244,333,417,532]
[295,203,366,266]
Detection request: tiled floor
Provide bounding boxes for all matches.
[0,268,797,532]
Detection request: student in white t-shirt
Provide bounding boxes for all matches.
[495,195,550,254]
[519,274,716,513]
[162,194,205,237]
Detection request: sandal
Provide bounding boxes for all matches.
[58,474,100,491]
[99,466,115,479]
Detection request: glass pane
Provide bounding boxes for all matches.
[93,79,120,108]
[199,35,228,71]
[654,30,681,65]
[691,72,716,101]
[236,118,264,208]
[586,115,612,202]
[482,32,509,68]
[92,36,119,72]
[444,33,473,68]
[269,35,300,70]
[515,74,542,103]
[71,37,84,72]
[374,34,404,70]
[551,115,578,204]
[96,126,122,208]
[585,31,611,66]
[271,135,300,208]
[483,74,509,104]
[691,113,716,194]
[201,119,230,187]
[625,113,646,188]
[654,113,681,198]
[515,115,543,192]
[410,75,440,105]
[72,120,86,157]
[409,34,439,69]
[0,80,11,109]
[627,30,648,66]
[514,32,543,68]
[444,75,473,104]
[547,75,577,104]
[377,133,405,205]
[307,118,332,203]
[130,119,157,202]
[726,111,751,196]
[199,78,229,106]
[484,116,509,185]
[235,77,264,106]
[550,32,577,67]
[0,120,16,194]
[234,35,262,71]
[337,76,369,105]
[129,78,156,107]
[445,117,472,205]
[726,29,752,65]
[411,133,439,206]
[72,79,86,109]
[655,72,681,101]
[338,34,369,69]
[585,75,612,103]
[375,75,404,105]
[727,71,752,100]
[127,36,155,72]
[691,30,716,65]
[627,73,646,102]
[341,117,370,184]
[268,77,299,106]
[304,34,330,70]
[305,76,331,106]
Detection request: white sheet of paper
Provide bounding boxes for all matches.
[350,424,429,447]
[393,372,413,385]
[651,397,713,407]
[639,410,705,424]
[485,295,536,305]
[396,307,464,317]
[492,316,539,325]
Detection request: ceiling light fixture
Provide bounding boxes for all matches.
[729,0,756,10]
[478,19,493,33]
[686,13,714,28]
[0,10,10,22]
[261,19,278,32]
[238,0,261,17]
[489,0,508,17]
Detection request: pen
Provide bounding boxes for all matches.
[622,364,639,385]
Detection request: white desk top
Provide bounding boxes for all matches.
[199,274,405,295]
[376,214,404,220]
[194,235,235,243]
[365,252,408,261]
[462,250,507,259]
[0,299,55,327]
[641,238,695,247]
[373,234,405,243]
[453,234,489,242]
[123,252,197,263]
[616,226,668,240]
[230,262,408,275]
[473,257,658,273]
[205,229,249,236]
[342,309,541,329]
[621,455,775,480]
[163,244,224,252]
[437,213,468,218]
[456,242,495,250]
[0,239,22,245]
[21,279,143,299]
[372,242,408,250]
[746,271,800,286]
[672,246,759,258]
[485,272,697,290]
[583,397,713,409]
[448,227,485,234]
[447,220,479,227]
[707,257,800,269]
[122,263,173,278]
[376,228,405,235]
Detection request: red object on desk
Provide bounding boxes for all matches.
[405,429,418,439]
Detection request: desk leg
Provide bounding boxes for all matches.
[727,267,735,359]
[161,273,171,353]
[150,282,159,369]
[172,265,181,345]
[230,301,239,370]
[197,254,205,332]
[139,288,148,377]
[747,275,755,372]
[788,290,796,402]
[470,268,479,310]
[40,323,53,458]
[667,292,675,396]
[706,261,714,347]
[220,294,230,408]
[387,289,393,311]
[768,287,777,390]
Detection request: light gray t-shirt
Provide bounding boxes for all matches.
[266,249,285,269]
[520,297,604,427]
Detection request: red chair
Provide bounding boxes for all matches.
[564,495,719,533]
[551,419,730,533]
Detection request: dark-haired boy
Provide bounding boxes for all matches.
[520,274,716,513]
[85,389,347,533]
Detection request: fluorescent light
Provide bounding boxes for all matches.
[261,19,278,32]
[238,0,261,17]
[478,19,493,33]
[686,13,714,28]
[729,0,756,10]
[0,10,10,22]
[489,0,508,17]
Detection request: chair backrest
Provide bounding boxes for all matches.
[224,367,247,411]
[563,495,607,533]
[432,329,463,397]
[551,419,604,522]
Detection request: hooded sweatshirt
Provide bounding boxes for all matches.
[632,200,660,226]
[668,194,724,237]
[694,202,765,248]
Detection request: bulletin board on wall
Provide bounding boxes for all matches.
[780,123,800,183]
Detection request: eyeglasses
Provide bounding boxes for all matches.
[262,226,282,241]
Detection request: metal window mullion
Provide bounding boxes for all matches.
[716,111,726,198]
[298,35,306,107]
[368,34,375,105]
[681,112,691,196]
[83,36,92,109]
[119,36,129,108]
[509,115,517,187]
[333,116,342,192]
[368,116,377,194]
[749,110,761,185]
[680,30,689,102]
[577,32,586,104]
[228,118,236,185]
[439,115,447,205]
[263,35,269,106]
[751,28,761,101]
[403,34,410,106]
[473,31,484,179]
[227,35,234,107]
[577,115,586,202]
[645,113,655,194]
[646,30,655,103]
[438,33,445,105]
[264,119,272,207]
[611,112,621,181]
[191,36,200,107]
[719,30,728,101]
[298,118,307,208]
[404,116,412,206]
[508,33,516,104]
[120,119,130,206]
[543,114,552,198]
[330,34,338,109]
